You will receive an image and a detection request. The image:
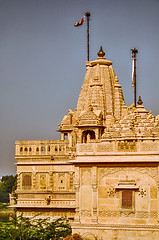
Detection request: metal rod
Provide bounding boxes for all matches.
[131,48,138,107]
[86,12,90,61]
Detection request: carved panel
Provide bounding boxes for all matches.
[40,173,46,189]
[140,142,158,151]
[81,168,91,185]
[118,140,136,152]
[78,144,94,152]
[98,167,158,183]
[58,173,66,190]
[81,210,91,217]
[97,143,113,152]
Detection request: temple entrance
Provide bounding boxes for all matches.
[82,130,95,143]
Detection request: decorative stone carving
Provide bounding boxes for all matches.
[81,168,91,185]
[118,140,136,152]
[98,211,157,218]
[81,210,91,217]
[138,188,147,197]
[98,167,158,183]
[107,187,116,197]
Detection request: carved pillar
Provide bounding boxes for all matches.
[17,174,20,190]
[74,166,80,222]
[87,133,91,143]
[95,129,98,140]
[69,134,73,147]
[61,133,64,140]
[77,129,82,143]
[32,172,36,190]
[49,171,53,190]
[92,166,98,222]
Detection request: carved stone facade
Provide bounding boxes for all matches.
[15,47,159,239]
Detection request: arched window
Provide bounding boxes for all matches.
[82,130,96,143]
[22,174,32,190]
[29,147,32,152]
[36,147,39,152]
[55,146,58,152]
[48,146,50,152]
[64,133,68,140]
[24,147,28,152]
[41,146,46,152]
[59,146,61,151]
[20,147,23,152]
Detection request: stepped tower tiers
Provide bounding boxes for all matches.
[58,47,126,145]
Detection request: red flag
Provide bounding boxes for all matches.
[74,15,85,27]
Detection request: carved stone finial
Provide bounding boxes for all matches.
[98,46,105,57]
[137,96,143,105]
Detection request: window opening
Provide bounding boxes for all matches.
[122,190,132,209]
[41,146,46,152]
[64,133,68,140]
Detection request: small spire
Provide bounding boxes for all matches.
[98,46,105,57]
[137,96,143,105]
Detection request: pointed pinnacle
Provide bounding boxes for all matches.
[98,46,105,57]
[137,96,143,105]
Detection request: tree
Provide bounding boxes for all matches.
[0,175,17,203]
[0,214,72,240]
[0,175,17,193]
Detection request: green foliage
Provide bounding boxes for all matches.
[0,175,17,203]
[0,175,17,193]
[0,214,72,240]
[0,203,8,210]
[0,192,9,203]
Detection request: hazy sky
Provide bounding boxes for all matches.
[0,0,159,177]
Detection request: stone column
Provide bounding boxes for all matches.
[17,174,20,190]
[69,134,73,147]
[92,166,98,223]
[78,129,82,143]
[74,183,80,222]
[95,129,98,140]
[32,172,36,190]
[74,166,80,222]
[49,171,53,190]
[87,133,91,143]
[61,133,64,140]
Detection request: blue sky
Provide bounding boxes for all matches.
[0,0,159,177]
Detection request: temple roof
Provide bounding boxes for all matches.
[102,100,159,140]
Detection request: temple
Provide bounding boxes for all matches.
[14,47,159,239]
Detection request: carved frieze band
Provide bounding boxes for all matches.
[98,211,157,218]
[98,167,158,183]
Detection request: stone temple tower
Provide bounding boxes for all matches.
[58,46,126,145]
[15,47,159,240]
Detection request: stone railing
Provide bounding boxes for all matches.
[15,140,70,156]
[77,139,159,154]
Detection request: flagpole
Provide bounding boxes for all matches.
[131,48,138,107]
[86,12,90,61]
